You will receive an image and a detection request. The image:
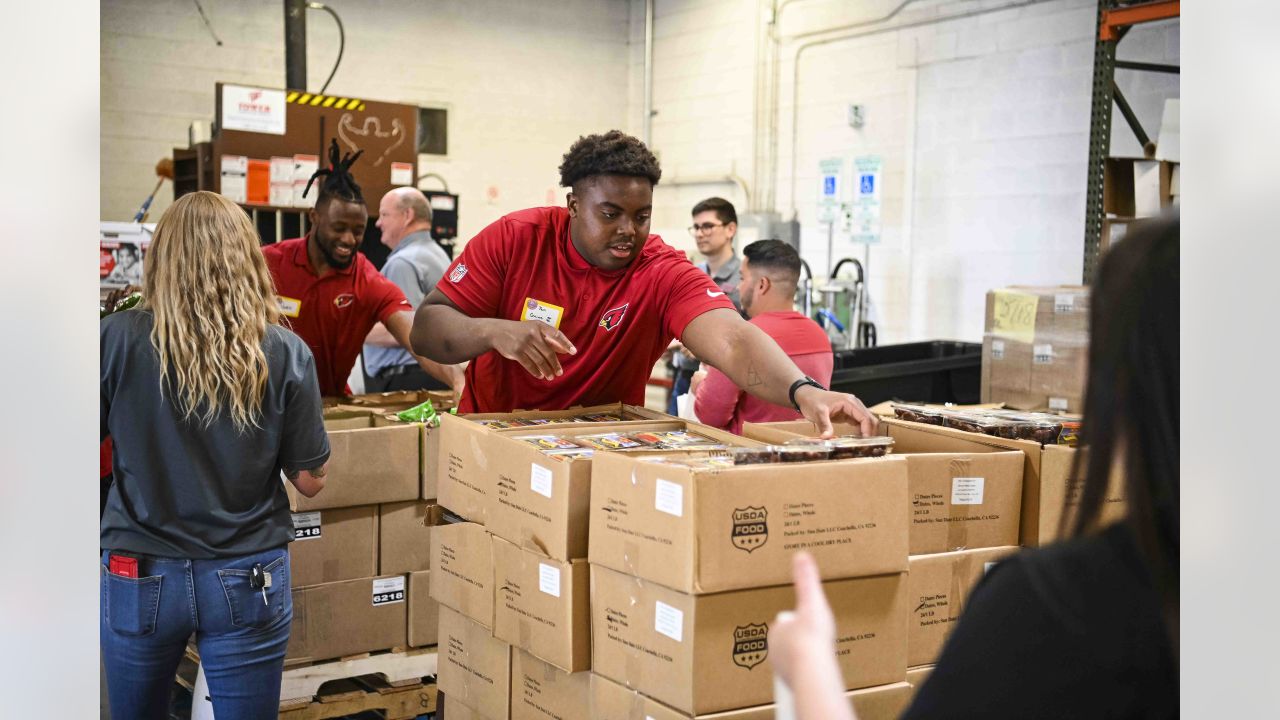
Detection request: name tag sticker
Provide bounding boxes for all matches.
[278,296,301,318]
[520,297,565,329]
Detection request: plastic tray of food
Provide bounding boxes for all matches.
[826,435,895,458]
[776,439,833,462]
[891,403,947,426]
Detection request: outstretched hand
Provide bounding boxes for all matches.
[794,386,878,438]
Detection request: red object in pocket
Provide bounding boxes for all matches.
[109,554,138,578]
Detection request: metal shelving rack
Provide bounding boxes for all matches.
[1082,0,1180,283]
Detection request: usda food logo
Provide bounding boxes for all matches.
[732,623,769,669]
[731,506,768,553]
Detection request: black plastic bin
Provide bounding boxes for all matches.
[828,340,982,407]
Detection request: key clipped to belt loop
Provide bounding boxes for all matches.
[251,563,268,605]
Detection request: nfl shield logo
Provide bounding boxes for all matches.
[449,264,468,283]
[732,623,769,670]
[731,507,768,553]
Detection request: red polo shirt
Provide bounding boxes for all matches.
[694,311,833,434]
[438,206,734,413]
[262,237,411,396]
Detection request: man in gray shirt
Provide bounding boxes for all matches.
[363,187,460,392]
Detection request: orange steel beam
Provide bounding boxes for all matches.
[1100,1,1179,41]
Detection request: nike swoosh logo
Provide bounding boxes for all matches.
[707,289,726,298]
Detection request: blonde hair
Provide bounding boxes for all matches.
[143,191,282,430]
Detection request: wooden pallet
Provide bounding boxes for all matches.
[279,646,438,705]
[278,677,437,720]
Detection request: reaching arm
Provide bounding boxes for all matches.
[364,322,398,348]
[383,309,466,392]
[681,309,876,437]
[411,289,577,380]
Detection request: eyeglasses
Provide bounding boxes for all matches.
[688,222,725,236]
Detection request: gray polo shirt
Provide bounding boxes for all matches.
[364,230,452,376]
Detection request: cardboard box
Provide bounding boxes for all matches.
[981,286,1089,413]
[287,409,421,511]
[590,672,911,719]
[884,418,1125,546]
[436,404,679,525]
[737,423,1021,555]
[345,389,455,411]
[286,575,408,663]
[510,649,592,720]
[904,453,1022,555]
[1104,157,1176,217]
[430,521,495,628]
[907,547,1020,667]
[438,604,512,720]
[441,414,747,561]
[591,563,907,715]
[590,452,907,593]
[738,420,862,444]
[379,500,442,575]
[493,536,591,673]
[408,570,439,647]
[287,505,379,587]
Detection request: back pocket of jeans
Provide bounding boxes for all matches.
[103,570,163,637]
[217,555,287,630]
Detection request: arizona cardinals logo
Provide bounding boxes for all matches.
[599,303,629,332]
[333,293,356,309]
[248,90,262,102]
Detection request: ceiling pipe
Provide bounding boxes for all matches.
[643,0,654,145]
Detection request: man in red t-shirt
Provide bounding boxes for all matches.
[262,140,462,397]
[412,130,875,436]
[692,240,834,434]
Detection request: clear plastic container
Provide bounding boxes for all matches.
[518,435,584,451]
[573,432,647,450]
[892,403,946,426]
[729,447,780,465]
[777,440,833,462]
[827,436,895,458]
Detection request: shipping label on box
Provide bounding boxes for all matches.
[429,522,495,627]
[904,453,1023,555]
[438,604,512,720]
[407,570,439,647]
[288,505,379,587]
[908,547,1019,666]
[288,412,420,511]
[492,536,591,673]
[510,649,591,720]
[286,575,408,663]
[590,564,907,716]
[589,452,908,594]
[379,501,442,576]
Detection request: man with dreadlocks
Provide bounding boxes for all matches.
[262,139,462,397]
[411,130,875,436]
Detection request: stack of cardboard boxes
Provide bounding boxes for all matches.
[432,404,717,719]
[284,397,446,665]
[743,413,1128,703]
[981,285,1090,413]
[587,440,914,719]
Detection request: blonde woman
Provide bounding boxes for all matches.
[100,191,329,719]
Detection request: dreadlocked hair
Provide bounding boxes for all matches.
[304,138,365,206]
[558,130,662,189]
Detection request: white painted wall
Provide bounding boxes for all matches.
[640,0,1179,343]
[101,0,634,241]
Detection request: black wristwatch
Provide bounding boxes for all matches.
[788,376,826,411]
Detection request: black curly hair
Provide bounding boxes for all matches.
[304,138,365,207]
[557,130,662,190]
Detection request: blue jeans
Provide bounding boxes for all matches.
[100,546,293,720]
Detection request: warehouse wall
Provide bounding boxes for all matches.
[101,0,634,240]
[639,0,1178,343]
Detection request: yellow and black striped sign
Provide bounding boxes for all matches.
[285,91,367,112]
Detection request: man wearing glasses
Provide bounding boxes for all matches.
[669,197,744,413]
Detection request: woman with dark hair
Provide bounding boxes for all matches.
[769,214,1179,719]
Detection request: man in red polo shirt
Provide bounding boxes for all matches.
[692,239,834,434]
[262,140,462,397]
[411,131,874,436]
